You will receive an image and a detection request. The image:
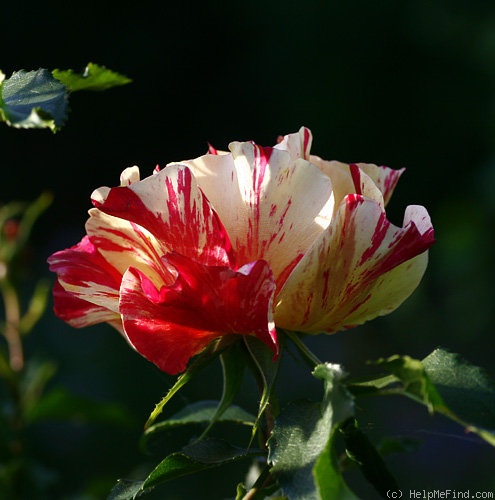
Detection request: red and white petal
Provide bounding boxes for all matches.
[182,143,335,286]
[91,164,232,267]
[86,208,175,288]
[309,157,389,212]
[274,126,312,161]
[52,281,123,330]
[274,195,434,333]
[119,253,277,375]
[337,251,429,329]
[120,166,140,186]
[354,163,404,206]
[47,236,122,316]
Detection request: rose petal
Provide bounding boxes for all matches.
[275,195,434,332]
[92,164,233,267]
[48,235,122,316]
[309,157,390,212]
[52,280,122,330]
[355,163,404,206]
[273,126,312,161]
[119,253,277,374]
[86,208,175,288]
[179,139,335,288]
[120,166,141,186]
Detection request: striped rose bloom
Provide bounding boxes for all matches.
[48,128,434,374]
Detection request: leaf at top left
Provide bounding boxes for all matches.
[0,68,68,132]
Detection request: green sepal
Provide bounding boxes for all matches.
[144,340,228,429]
[244,336,282,446]
[268,363,357,500]
[199,340,246,438]
[52,62,132,92]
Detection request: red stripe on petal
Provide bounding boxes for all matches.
[275,195,434,333]
[119,253,277,374]
[252,145,272,197]
[358,164,405,205]
[350,164,362,195]
[302,127,312,159]
[52,281,121,328]
[48,235,122,309]
[93,166,233,267]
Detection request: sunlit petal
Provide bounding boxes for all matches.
[275,195,434,332]
[92,164,233,267]
[48,236,122,315]
[182,139,335,286]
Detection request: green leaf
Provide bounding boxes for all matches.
[268,363,357,500]
[422,349,495,445]
[374,354,444,412]
[141,437,263,491]
[146,400,254,429]
[0,69,67,131]
[26,387,135,427]
[313,419,357,500]
[107,479,146,500]
[339,418,399,497]
[52,62,132,92]
[350,349,495,447]
[142,400,255,452]
[200,341,246,438]
[144,340,226,429]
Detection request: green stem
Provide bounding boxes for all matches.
[0,276,24,372]
[242,464,274,500]
[282,330,322,369]
[0,276,26,498]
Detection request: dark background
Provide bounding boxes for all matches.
[2,0,495,498]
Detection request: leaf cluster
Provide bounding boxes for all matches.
[0,63,131,132]
[106,339,495,500]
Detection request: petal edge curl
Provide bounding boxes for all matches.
[119,253,277,374]
[274,195,434,333]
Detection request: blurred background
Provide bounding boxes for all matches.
[1,0,495,498]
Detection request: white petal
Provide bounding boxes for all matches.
[120,166,141,186]
[181,143,335,285]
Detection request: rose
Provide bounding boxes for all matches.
[48,127,434,374]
